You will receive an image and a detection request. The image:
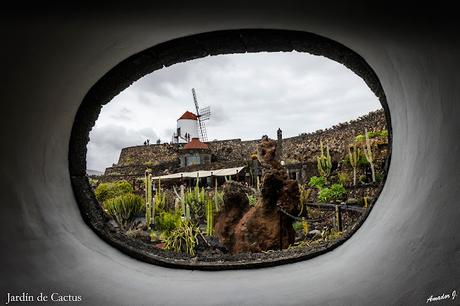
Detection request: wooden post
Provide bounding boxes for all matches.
[335,205,343,232]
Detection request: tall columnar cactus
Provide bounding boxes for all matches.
[144,170,153,230]
[348,141,360,186]
[180,184,186,219]
[317,140,332,182]
[363,128,376,183]
[206,198,213,236]
[154,178,166,218]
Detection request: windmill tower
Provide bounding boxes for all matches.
[191,88,211,142]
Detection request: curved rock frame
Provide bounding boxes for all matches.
[69,28,392,270]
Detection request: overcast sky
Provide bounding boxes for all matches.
[87,51,381,172]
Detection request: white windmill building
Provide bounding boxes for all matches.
[172,88,211,144]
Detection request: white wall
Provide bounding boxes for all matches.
[176,119,199,143]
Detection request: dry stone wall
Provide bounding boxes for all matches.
[101,109,387,182]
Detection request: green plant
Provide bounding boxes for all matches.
[162,221,200,256]
[184,178,206,223]
[292,221,304,232]
[144,170,153,230]
[95,180,133,203]
[355,134,365,142]
[348,141,360,186]
[205,198,214,236]
[337,172,350,186]
[154,178,166,214]
[375,172,384,183]
[318,183,346,203]
[308,176,326,189]
[379,130,389,138]
[88,178,99,188]
[316,140,332,181]
[363,128,376,183]
[246,193,258,206]
[155,211,182,234]
[213,188,224,212]
[103,194,144,231]
[322,228,343,241]
[298,184,312,216]
[363,196,369,208]
[357,129,388,140]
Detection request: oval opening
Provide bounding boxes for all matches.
[70,29,392,270]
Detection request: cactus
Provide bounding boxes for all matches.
[153,178,166,225]
[317,140,332,182]
[206,198,214,236]
[213,183,223,212]
[362,128,376,183]
[348,140,360,186]
[144,170,153,230]
[183,175,206,223]
[298,184,312,217]
[180,184,186,219]
[302,219,309,236]
[363,196,369,208]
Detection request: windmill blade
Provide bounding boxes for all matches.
[199,106,211,121]
[192,88,200,116]
[191,88,208,141]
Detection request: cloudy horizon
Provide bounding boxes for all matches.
[87,51,381,172]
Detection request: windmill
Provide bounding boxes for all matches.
[191,88,211,142]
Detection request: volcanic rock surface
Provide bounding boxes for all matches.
[217,136,301,253]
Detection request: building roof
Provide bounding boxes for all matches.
[152,166,245,180]
[178,111,198,121]
[183,137,209,150]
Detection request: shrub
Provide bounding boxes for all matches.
[246,193,258,206]
[292,221,303,232]
[213,189,224,211]
[308,176,326,189]
[184,182,207,223]
[375,172,384,183]
[155,211,182,234]
[379,130,389,138]
[337,172,350,185]
[162,221,200,256]
[103,194,144,231]
[318,183,346,203]
[88,178,99,188]
[293,220,309,235]
[298,184,312,216]
[95,180,133,203]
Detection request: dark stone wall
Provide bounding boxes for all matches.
[102,109,387,181]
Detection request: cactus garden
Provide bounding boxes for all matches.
[90,125,389,265]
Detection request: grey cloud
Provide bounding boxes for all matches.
[88,51,382,171]
[87,124,158,171]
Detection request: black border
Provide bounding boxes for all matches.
[69,29,392,270]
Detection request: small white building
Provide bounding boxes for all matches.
[179,138,211,167]
[172,111,199,143]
